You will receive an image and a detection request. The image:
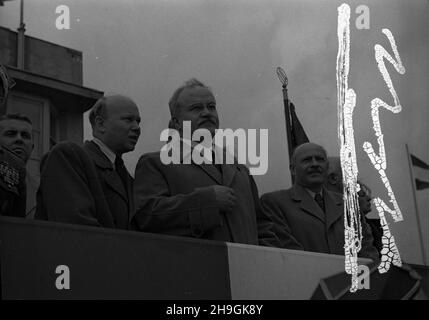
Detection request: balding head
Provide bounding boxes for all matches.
[168,78,211,117]
[290,142,329,192]
[291,143,327,166]
[325,156,343,193]
[169,78,219,137]
[90,94,141,155]
[89,95,137,127]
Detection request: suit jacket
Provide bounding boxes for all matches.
[35,141,134,229]
[0,145,26,217]
[365,217,383,256]
[133,151,279,246]
[260,184,379,261]
[24,171,39,219]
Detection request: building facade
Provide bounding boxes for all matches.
[0,25,102,182]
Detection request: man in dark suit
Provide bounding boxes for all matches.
[1,66,34,218]
[0,114,33,217]
[358,182,383,256]
[325,156,383,256]
[260,143,379,261]
[133,78,278,246]
[35,95,141,229]
[325,156,343,194]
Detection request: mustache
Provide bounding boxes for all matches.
[129,133,140,138]
[307,168,323,174]
[198,117,217,125]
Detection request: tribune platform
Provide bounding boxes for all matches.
[0,216,424,299]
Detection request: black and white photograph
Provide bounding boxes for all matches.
[0,0,428,305]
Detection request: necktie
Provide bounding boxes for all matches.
[212,150,222,174]
[314,193,325,212]
[115,156,128,190]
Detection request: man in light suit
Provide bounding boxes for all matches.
[260,143,379,261]
[35,95,141,229]
[133,78,278,246]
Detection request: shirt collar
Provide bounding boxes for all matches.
[305,187,323,199]
[92,138,116,166]
[181,137,223,164]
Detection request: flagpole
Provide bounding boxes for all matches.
[17,0,25,69]
[276,67,294,184]
[282,87,293,160]
[405,143,427,265]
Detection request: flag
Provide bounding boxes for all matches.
[289,102,309,151]
[0,64,16,108]
[406,145,428,265]
[410,153,429,190]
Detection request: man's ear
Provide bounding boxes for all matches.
[171,117,181,131]
[290,163,295,177]
[94,115,106,133]
[327,173,337,185]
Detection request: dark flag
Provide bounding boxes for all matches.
[289,102,309,150]
[410,154,429,190]
[0,64,16,112]
[276,66,309,184]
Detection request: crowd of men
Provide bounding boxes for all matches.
[0,77,382,262]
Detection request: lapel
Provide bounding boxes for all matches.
[291,184,325,224]
[196,147,239,186]
[188,141,223,185]
[221,163,237,187]
[84,141,128,202]
[218,146,238,186]
[198,163,223,184]
[125,175,134,223]
[25,171,39,218]
[324,188,344,229]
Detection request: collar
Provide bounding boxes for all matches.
[305,187,324,199]
[181,137,223,164]
[92,138,116,167]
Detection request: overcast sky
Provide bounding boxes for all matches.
[1,0,429,264]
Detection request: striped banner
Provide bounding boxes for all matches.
[410,154,429,190]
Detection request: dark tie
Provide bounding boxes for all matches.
[115,156,128,190]
[212,150,222,174]
[314,193,325,212]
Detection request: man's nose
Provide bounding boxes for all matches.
[13,134,24,144]
[131,122,141,134]
[200,106,212,116]
[310,158,320,166]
